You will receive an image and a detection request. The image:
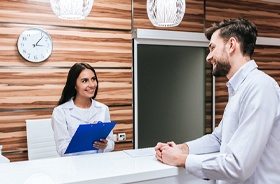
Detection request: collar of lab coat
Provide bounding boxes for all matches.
[60,98,102,118]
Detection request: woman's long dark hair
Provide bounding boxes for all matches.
[58,63,99,105]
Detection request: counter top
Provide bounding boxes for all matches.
[0,148,214,184]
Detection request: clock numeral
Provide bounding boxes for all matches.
[18,28,52,62]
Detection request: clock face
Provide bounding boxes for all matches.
[17,28,53,62]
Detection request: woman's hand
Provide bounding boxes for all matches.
[93,138,108,150]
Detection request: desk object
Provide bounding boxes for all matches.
[65,121,116,154]
[0,150,214,184]
[26,118,60,160]
[0,145,10,163]
[124,147,155,157]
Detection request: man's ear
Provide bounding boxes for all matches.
[228,37,237,53]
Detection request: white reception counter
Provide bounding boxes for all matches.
[0,148,214,184]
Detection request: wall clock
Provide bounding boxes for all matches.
[17,28,53,62]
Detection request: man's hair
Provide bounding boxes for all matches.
[205,18,258,57]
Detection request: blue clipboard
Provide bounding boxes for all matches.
[65,121,116,154]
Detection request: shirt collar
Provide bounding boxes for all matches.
[62,97,97,109]
[226,60,258,95]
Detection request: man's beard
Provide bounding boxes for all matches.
[212,58,231,77]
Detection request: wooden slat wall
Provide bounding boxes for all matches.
[205,0,280,126]
[0,25,132,67]
[205,0,280,38]
[0,0,132,162]
[0,106,133,161]
[205,61,213,134]
[0,67,132,109]
[0,0,131,30]
[133,0,205,32]
[1,0,280,162]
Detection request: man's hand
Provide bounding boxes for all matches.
[155,141,188,167]
[177,143,189,154]
[155,142,168,161]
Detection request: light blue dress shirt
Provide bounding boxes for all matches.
[186,60,280,184]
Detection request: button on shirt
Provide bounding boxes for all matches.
[185,60,280,183]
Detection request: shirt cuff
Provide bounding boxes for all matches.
[185,154,210,179]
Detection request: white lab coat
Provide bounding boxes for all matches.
[51,98,115,156]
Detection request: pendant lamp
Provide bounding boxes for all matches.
[50,0,94,20]
[147,0,185,27]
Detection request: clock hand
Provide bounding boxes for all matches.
[35,35,44,46]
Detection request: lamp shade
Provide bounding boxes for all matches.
[147,0,185,27]
[50,0,94,20]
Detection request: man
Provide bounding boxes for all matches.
[155,18,280,184]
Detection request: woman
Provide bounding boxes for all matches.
[52,63,114,156]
